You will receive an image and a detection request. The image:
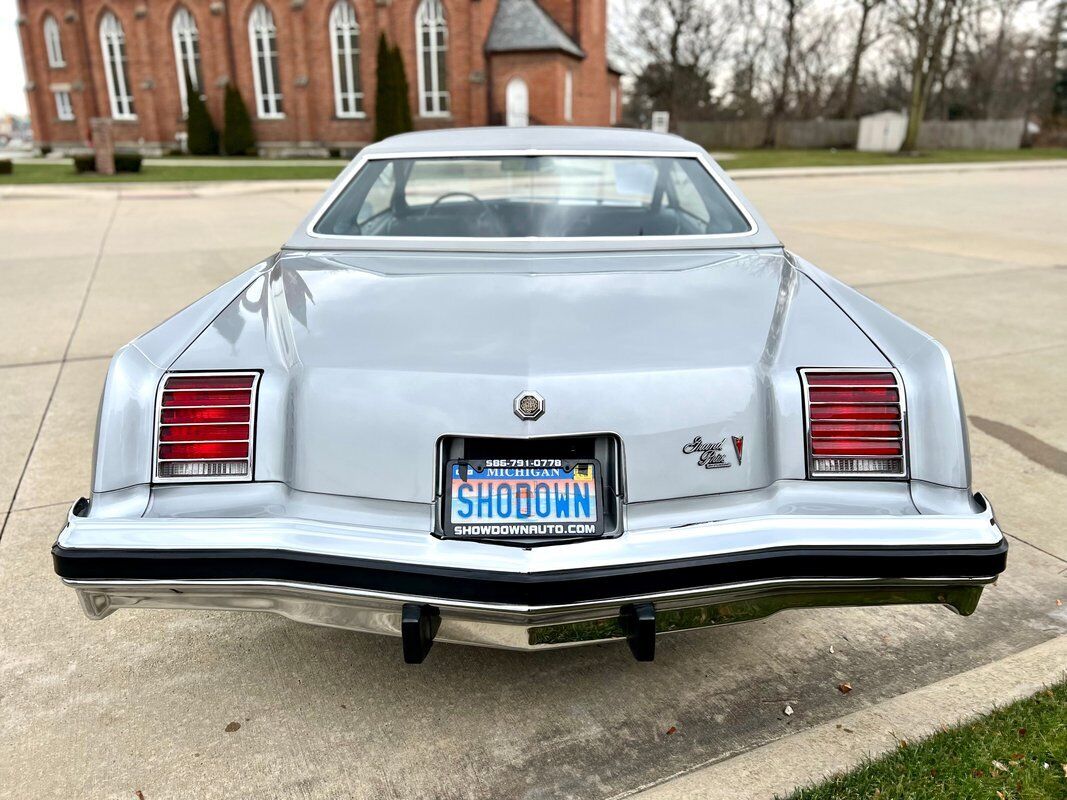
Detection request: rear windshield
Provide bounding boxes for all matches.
[313,155,752,238]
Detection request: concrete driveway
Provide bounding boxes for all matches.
[1,166,1065,800]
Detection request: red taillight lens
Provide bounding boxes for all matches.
[162,390,252,407]
[159,424,250,442]
[160,406,250,424]
[159,441,250,460]
[155,372,259,481]
[802,370,906,478]
[163,375,256,390]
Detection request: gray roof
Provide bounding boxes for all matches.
[485,0,585,58]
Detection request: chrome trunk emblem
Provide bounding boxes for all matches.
[514,391,545,421]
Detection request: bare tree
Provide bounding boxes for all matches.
[893,0,965,150]
[765,0,807,145]
[627,0,737,127]
[842,0,887,118]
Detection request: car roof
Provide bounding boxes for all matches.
[363,126,706,155]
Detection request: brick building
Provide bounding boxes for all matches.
[16,0,622,155]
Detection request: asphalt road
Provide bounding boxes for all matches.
[1,166,1065,800]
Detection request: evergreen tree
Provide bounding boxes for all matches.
[392,43,414,133]
[374,35,413,140]
[222,82,256,156]
[184,70,219,155]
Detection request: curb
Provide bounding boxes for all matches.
[729,159,1067,180]
[0,179,331,200]
[623,634,1067,800]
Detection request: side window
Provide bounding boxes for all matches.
[356,162,395,223]
[668,161,710,223]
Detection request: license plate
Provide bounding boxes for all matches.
[441,459,603,539]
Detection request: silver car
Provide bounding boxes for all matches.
[53,128,1007,663]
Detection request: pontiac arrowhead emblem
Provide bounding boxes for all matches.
[732,435,744,465]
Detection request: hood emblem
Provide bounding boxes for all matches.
[683,434,746,469]
[514,391,545,421]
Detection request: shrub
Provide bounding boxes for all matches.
[0,159,12,175]
[185,71,219,155]
[222,82,256,156]
[73,153,143,173]
[39,145,52,156]
[374,35,413,141]
[114,153,143,172]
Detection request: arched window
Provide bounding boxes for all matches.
[415,0,448,117]
[505,77,528,127]
[329,1,363,117]
[172,7,201,117]
[44,15,65,68]
[100,12,135,119]
[563,69,573,122]
[249,3,283,118]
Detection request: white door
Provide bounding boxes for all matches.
[506,78,529,127]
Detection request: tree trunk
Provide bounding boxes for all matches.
[842,1,874,119]
[900,0,958,151]
[765,0,800,147]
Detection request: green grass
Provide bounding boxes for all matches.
[724,147,1067,170]
[1,148,1066,185]
[0,161,343,185]
[782,680,1067,800]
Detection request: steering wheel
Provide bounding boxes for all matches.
[428,191,487,211]
[425,191,505,235]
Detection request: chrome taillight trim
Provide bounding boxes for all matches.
[153,370,261,484]
[800,367,909,480]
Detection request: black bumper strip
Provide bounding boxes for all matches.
[53,538,1008,606]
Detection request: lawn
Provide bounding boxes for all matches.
[724,147,1067,170]
[782,680,1067,800]
[0,161,343,184]
[1,148,1066,185]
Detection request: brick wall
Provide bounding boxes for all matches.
[18,0,616,153]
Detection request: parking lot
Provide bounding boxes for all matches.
[1,165,1065,799]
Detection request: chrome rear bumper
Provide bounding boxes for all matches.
[54,492,1007,661]
[67,575,994,655]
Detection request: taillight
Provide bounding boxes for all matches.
[801,369,906,478]
[154,372,259,481]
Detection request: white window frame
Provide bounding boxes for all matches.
[172,7,200,117]
[54,89,74,121]
[100,12,135,120]
[415,0,449,117]
[329,1,364,118]
[563,69,573,122]
[249,3,284,119]
[44,16,65,68]
[609,86,618,125]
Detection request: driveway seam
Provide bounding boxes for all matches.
[0,198,120,544]
[0,354,112,371]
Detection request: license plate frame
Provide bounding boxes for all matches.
[440,458,606,540]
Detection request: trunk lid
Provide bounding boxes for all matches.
[173,249,887,502]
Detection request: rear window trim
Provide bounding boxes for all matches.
[305,149,759,243]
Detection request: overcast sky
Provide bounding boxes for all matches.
[2,1,27,116]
